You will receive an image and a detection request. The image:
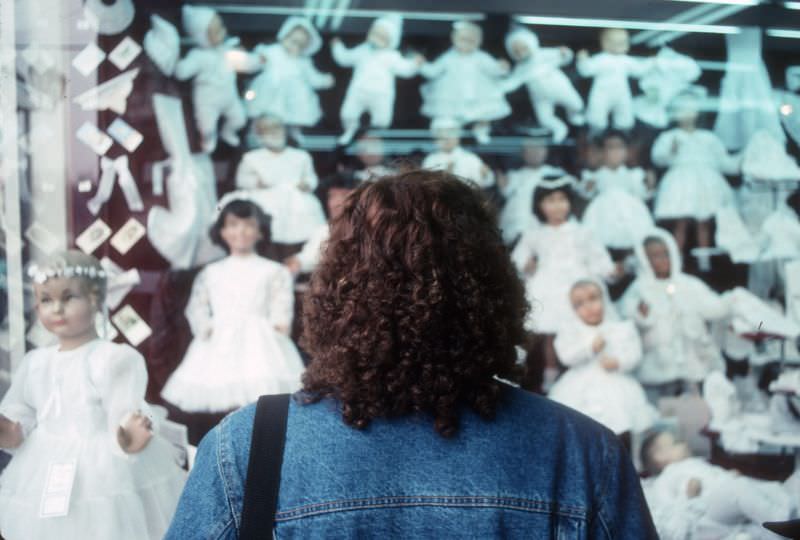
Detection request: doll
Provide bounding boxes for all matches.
[619,229,729,400]
[651,88,738,264]
[0,250,185,540]
[175,5,259,153]
[550,279,657,435]
[577,28,652,132]
[235,114,326,246]
[420,21,511,144]
[349,133,397,182]
[161,196,305,413]
[421,117,494,188]
[498,135,564,244]
[245,17,334,143]
[633,47,701,129]
[503,26,584,143]
[641,429,797,540]
[580,130,655,256]
[331,14,424,145]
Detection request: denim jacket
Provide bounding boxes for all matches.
[166,386,656,539]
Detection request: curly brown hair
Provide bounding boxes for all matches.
[299,170,530,437]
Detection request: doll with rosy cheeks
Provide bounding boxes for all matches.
[0,251,185,540]
[245,17,334,143]
[421,117,494,188]
[161,196,305,413]
[548,280,657,436]
[420,21,511,144]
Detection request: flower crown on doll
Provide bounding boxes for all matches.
[537,173,576,190]
[214,190,260,220]
[27,263,107,285]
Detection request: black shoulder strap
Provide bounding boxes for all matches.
[240,393,291,540]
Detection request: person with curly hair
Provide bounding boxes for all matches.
[167,170,656,539]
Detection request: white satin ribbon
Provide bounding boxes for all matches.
[87,155,144,215]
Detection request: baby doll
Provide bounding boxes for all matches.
[503,26,584,143]
[161,195,305,413]
[581,129,655,258]
[331,14,424,145]
[349,133,397,182]
[245,17,334,143]
[577,28,652,132]
[235,114,326,246]
[498,135,564,244]
[641,429,797,540]
[176,5,259,153]
[651,88,738,263]
[421,117,494,188]
[0,250,185,540]
[633,47,701,129]
[619,229,729,400]
[550,279,657,436]
[420,20,511,144]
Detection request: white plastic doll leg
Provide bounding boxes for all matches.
[555,80,585,126]
[472,122,491,145]
[706,476,794,525]
[194,98,222,153]
[611,97,635,130]
[534,100,568,143]
[288,126,305,145]
[338,91,366,145]
[585,93,609,132]
[219,97,246,148]
[367,92,394,128]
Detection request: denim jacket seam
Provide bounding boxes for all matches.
[209,517,235,540]
[275,495,588,522]
[216,416,242,535]
[591,435,614,539]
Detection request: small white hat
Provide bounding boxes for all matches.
[371,14,403,49]
[182,5,217,47]
[277,16,323,56]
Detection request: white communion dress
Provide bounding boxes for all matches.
[0,340,186,540]
[161,254,305,412]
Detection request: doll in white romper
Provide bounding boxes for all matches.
[420,21,511,144]
[235,114,326,246]
[421,117,495,189]
[245,17,335,142]
[503,26,584,143]
[161,197,305,412]
[550,279,657,435]
[577,28,652,132]
[176,6,260,153]
[0,251,185,540]
[651,88,738,259]
[331,14,424,145]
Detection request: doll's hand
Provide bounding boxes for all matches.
[298,181,311,192]
[331,37,342,48]
[612,261,626,280]
[413,54,426,67]
[0,415,24,449]
[322,74,335,88]
[118,412,153,454]
[259,53,268,65]
[584,179,596,193]
[523,258,537,276]
[638,301,650,318]
[284,256,302,275]
[496,171,508,190]
[671,137,681,155]
[497,59,511,74]
[203,327,213,340]
[686,478,702,498]
[560,46,572,59]
[577,49,589,61]
[645,170,657,191]
[592,334,606,354]
[274,324,289,335]
[600,356,619,371]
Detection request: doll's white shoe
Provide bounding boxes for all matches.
[338,125,358,146]
[472,124,491,144]
[201,136,217,154]
[220,127,241,148]
[567,111,586,126]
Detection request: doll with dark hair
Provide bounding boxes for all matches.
[161,194,304,413]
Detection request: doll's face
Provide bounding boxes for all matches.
[368,23,391,49]
[603,136,628,168]
[509,38,531,62]
[434,128,460,152]
[539,190,571,225]
[646,432,691,474]
[327,187,354,220]
[570,283,605,326]
[255,117,287,150]
[601,28,629,55]
[357,136,385,167]
[644,239,672,279]
[220,213,262,255]
[207,14,228,47]
[522,141,548,167]
[282,26,311,57]
[35,277,98,346]
[452,25,481,53]
[674,105,699,130]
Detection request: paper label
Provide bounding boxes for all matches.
[112,305,152,346]
[72,42,106,77]
[108,37,142,70]
[76,122,113,156]
[110,218,146,254]
[107,118,143,153]
[75,218,112,254]
[39,461,77,518]
[25,222,60,254]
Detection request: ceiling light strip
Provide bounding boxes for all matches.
[208,4,485,22]
[514,15,739,34]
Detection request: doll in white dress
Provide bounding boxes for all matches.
[420,21,511,144]
[619,228,729,400]
[421,117,495,189]
[503,26,584,143]
[577,28,652,132]
[498,136,564,244]
[235,114,326,246]
[652,88,739,259]
[245,17,334,142]
[161,197,305,413]
[0,251,185,540]
[331,14,424,145]
[580,130,655,254]
[176,5,262,153]
[549,279,657,435]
